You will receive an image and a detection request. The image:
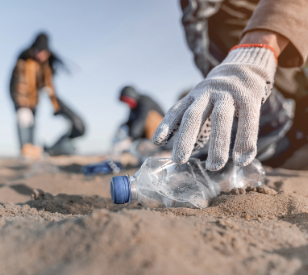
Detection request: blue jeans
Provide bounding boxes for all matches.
[16,109,36,149]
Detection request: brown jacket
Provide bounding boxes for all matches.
[10,55,60,112]
[243,0,308,67]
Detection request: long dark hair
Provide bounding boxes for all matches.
[48,51,67,74]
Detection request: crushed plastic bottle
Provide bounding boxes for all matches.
[205,159,265,192]
[110,157,265,209]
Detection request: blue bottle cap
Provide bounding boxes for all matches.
[110,176,130,204]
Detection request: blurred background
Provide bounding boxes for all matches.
[0,0,201,157]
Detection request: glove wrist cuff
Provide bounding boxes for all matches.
[230,44,277,62]
[227,44,277,68]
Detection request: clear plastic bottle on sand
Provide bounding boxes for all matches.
[110,157,265,209]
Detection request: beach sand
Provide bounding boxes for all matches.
[0,154,308,275]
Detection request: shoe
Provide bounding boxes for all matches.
[21,144,43,159]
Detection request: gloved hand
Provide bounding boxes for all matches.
[16,107,34,129]
[153,45,277,171]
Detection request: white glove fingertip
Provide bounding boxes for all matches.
[171,151,190,165]
[153,124,176,146]
[206,157,228,171]
[233,150,257,167]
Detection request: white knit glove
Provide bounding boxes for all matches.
[153,45,277,171]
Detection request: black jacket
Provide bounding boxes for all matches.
[124,95,164,139]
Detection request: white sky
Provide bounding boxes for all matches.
[0,0,202,156]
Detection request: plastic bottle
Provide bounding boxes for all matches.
[110,157,265,209]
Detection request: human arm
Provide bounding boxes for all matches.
[44,87,61,114]
[43,63,60,114]
[154,42,278,170]
[153,0,308,170]
[240,31,289,58]
[154,30,289,170]
[191,30,291,153]
[242,0,308,67]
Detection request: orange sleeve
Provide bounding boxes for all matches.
[43,63,60,113]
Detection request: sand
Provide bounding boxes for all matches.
[1,156,308,274]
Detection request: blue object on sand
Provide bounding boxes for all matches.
[83,160,123,175]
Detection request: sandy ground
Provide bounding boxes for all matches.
[1,154,308,275]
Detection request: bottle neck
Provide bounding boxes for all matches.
[129,175,138,202]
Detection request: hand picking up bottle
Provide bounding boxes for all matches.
[153,45,277,171]
[110,157,265,209]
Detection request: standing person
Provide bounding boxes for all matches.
[119,86,164,141]
[10,32,85,158]
[153,0,308,170]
